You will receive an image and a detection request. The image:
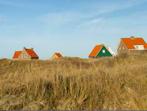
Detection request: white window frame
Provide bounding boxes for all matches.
[102,50,106,53]
[134,45,144,50]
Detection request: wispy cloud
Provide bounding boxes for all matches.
[0,0,21,7]
[40,11,88,29]
[0,16,7,24]
[40,0,147,29]
[78,0,147,26]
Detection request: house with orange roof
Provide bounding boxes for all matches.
[117,36,147,54]
[51,52,63,60]
[13,47,39,60]
[89,44,112,58]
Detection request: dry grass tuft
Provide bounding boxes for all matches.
[0,54,147,110]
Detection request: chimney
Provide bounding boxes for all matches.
[23,47,26,49]
[130,36,135,39]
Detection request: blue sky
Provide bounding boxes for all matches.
[0,0,147,59]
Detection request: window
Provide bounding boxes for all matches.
[134,45,144,50]
[102,50,106,53]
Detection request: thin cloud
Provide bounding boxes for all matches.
[40,12,86,28]
[40,0,146,29]
[0,16,7,24]
[74,0,147,31]
[0,0,26,8]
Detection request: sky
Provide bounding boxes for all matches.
[0,0,147,59]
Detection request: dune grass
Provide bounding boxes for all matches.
[0,54,147,110]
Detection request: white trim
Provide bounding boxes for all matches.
[134,45,144,50]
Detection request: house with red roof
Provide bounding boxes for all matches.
[51,52,63,60]
[89,44,112,58]
[117,36,147,54]
[13,47,39,60]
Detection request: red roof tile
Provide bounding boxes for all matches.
[89,45,103,57]
[54,52,63,57]
[122,37,147,49]
[25,49,39,58]
[13,51,22,59]
[144,44,147,48]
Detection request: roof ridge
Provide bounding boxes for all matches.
[121,36,143,39]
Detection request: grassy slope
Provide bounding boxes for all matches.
[0,55,147,110]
